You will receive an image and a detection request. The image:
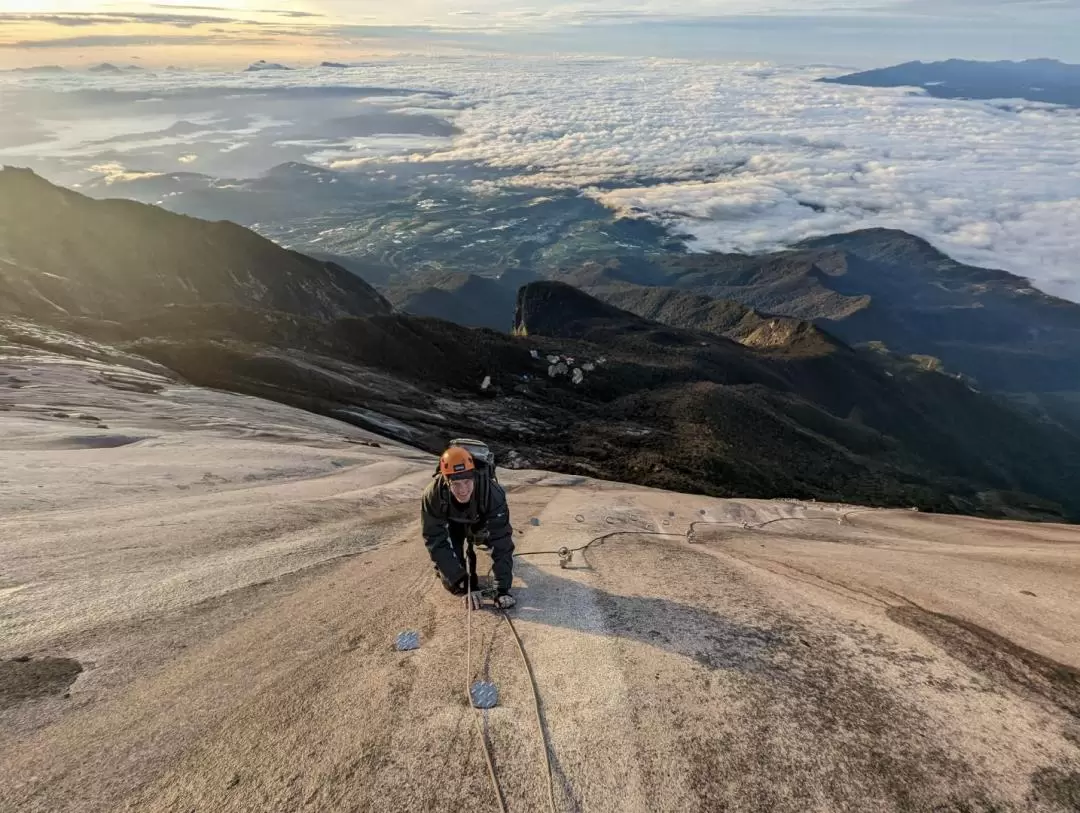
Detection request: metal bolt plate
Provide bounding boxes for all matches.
[471,680,499,709]
[395,631,420,651]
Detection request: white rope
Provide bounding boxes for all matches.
[465,540,508,813]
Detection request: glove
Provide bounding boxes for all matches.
[441,571,467,596]
[441,568,478,596]
[465,591,484,610]
[471,527,492,550]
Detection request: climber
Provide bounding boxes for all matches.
[421,444,516,609]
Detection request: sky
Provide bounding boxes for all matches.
[1,0,1080,69]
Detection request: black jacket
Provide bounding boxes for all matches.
[421,475,514,590]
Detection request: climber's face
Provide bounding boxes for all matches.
[449,476,475,504]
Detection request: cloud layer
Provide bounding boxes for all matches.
[369,59,1080,298]
[1,58,1078,300]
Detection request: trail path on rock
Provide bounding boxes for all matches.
[2,357,1080,812]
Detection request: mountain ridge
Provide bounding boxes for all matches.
[653,229,1080,393]
[0,167,390,323]
[4,169,1080,520]
[385,227,1080,395]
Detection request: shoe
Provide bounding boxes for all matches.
[494,593,516,610]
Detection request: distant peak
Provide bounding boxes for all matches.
[263,162,336,179]
[8,64,67,74]
[796,227,935,250]
[514,280,650,338]
[245,60,293,72]
[823,59,1080,107]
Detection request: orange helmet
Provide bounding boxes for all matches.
[440,446,476,480]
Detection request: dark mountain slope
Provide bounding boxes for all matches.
[658,250,868,321]
[60,283,1080,519]
[656,230,1080,393]
[4,170,1080,520]
[559,264,844,356]
[378,259,842,357]
[514,281,1080,520]
[0,167,390,323]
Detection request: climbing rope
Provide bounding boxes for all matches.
[516,509,865,566]
[465,545,509,813]
[463,539,559,813]
[502,610,559,813]
[474,711,507,813]
[512,528,685,567]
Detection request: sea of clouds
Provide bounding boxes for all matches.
[2,57,1079,298]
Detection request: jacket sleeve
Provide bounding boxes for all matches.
[421,480,467,586]
[485,482,513,544]
[485,482,515,592]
